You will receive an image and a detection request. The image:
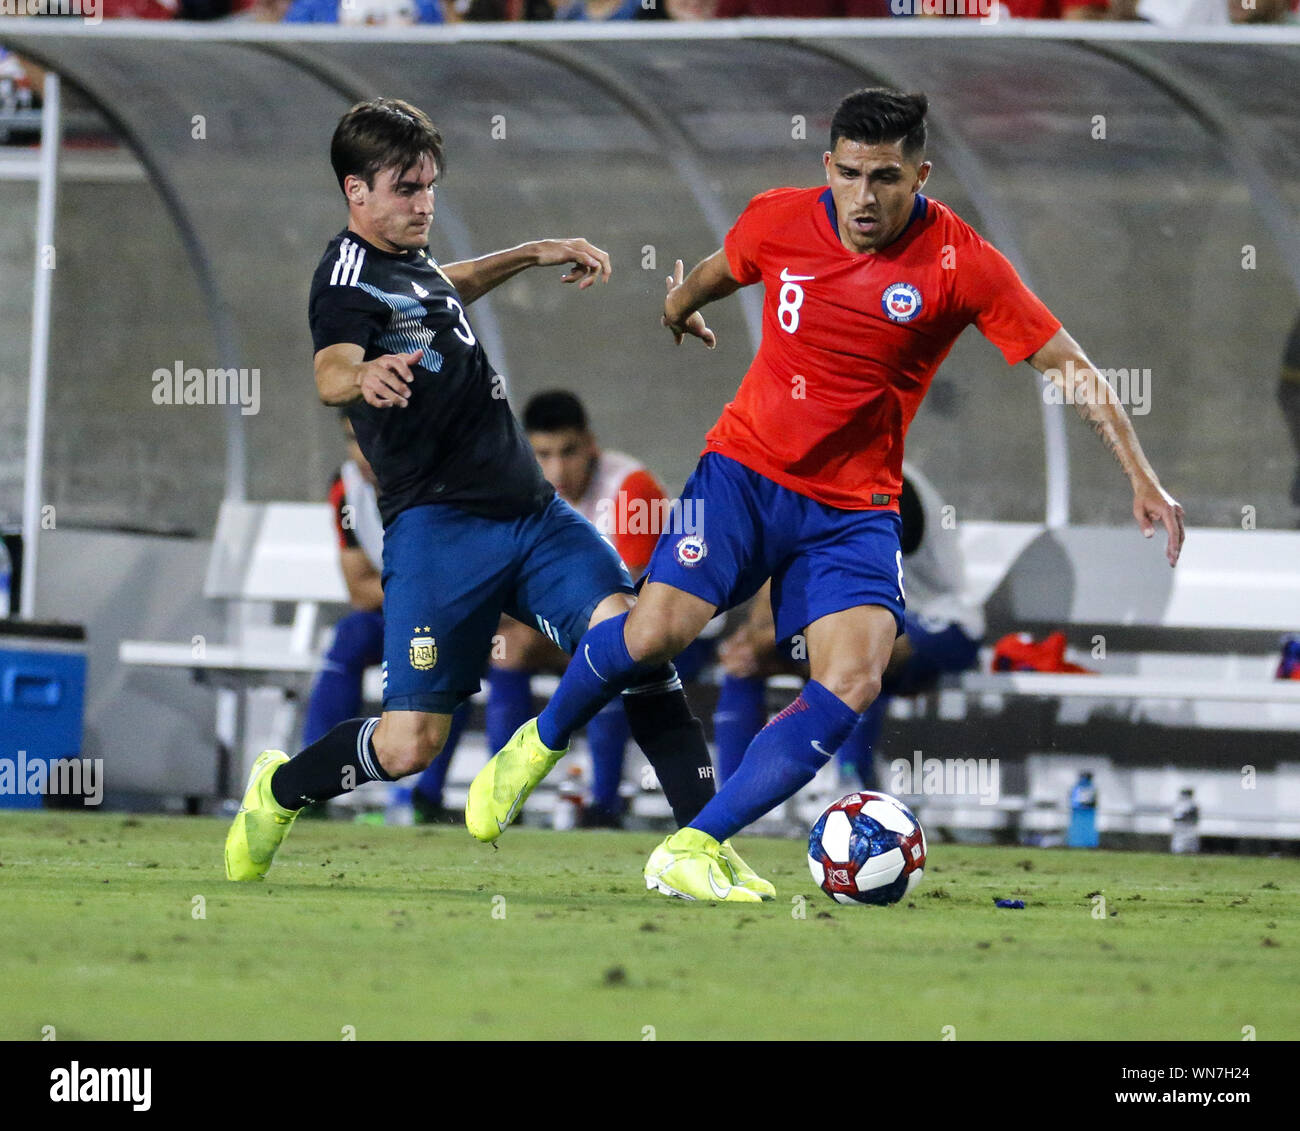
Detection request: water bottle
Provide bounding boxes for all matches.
[1276,633,1300,680]
[385,783,414,826]
[552,764,585,831]
[1066,771,1099,848]
[1170,788,1200,855]
[0,537,12,619]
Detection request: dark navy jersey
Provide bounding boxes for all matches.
[308,229,554,526]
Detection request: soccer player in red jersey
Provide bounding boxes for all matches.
[466,88,1184,902]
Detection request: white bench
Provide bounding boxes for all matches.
[119,501,352,797]
[895,521,1300,841]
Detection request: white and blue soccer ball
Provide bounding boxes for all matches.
[808,791,927,906]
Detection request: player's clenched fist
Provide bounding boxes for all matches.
[359,349,422,408]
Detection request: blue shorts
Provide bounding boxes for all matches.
[381,495,634,713]
[644,453,906,641]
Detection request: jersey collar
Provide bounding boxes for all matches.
[819,189,928,253]
[342,227,427,261]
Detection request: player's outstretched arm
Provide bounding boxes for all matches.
[441,238,611,305]
[662,249,741,348]
[1028,328,1185,567]
[314,342,423,409]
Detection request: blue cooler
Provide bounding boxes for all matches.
[0,621,87,809]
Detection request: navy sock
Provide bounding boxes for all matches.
[712,674,767,784]
[486,667,533,754]
[690,680,860,843]
[271,716,391,810]
[537,612,645,751]
[301,611,383,745]
[413,702,469,806]
[586,700,630,812]
[622,667,716,827]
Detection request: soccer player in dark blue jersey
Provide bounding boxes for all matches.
[225,98,771,899]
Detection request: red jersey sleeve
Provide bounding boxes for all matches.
[960,238,1062,365]
[612,468,667,576]
[329,472,358,551]
[724,188,796,286]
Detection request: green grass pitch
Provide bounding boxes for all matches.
[0,811,1295,1041]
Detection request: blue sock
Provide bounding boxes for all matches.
[486,667,533,754]
[586,700,629,812]
[836,698,886,791]
[713,675,767,784]
[537,613,644,751]
[413,702,469,805]
[691,680,860,843]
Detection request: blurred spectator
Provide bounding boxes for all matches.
[552,0,642,17]
[660,0,719,16]
[715,0,891,13]
[1227,0,1293,20]
[283,0,443,22]
[1137,0,1295,22]
[446,0,551,17]
[997,0,1116,16]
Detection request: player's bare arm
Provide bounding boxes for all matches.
[442,238,611,305]
[1029,327,1186,567]
[662,249,741,348]
[339,545,383,611]
[314,341,424,409]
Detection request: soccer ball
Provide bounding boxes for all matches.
[808,791,926,905]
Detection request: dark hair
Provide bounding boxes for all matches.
[830,88,928,164]
[523,390,588,434]
[331,98,445,197]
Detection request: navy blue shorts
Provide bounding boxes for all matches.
[380,495,634,714]
[644,453,906,641]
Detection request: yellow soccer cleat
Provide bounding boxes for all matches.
[224,750,298,881]
[644,827,762,903]
[718,839,776,900]
[465,718,567,843]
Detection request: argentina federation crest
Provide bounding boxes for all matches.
[881,281,922,323]
[409,627,437,671]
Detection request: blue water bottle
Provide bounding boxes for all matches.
[1067,771,1099,848]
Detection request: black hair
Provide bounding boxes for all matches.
[523,390,589,434]
[330,98,445,197]
[830,88,928,164]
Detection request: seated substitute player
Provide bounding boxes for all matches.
[713,462,983,790]
[224,97,770,897]
[466,87,1185,903]
[482,389,672,828]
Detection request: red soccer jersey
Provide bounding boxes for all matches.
[706,186,1062,511]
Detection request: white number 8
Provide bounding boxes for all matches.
[777,281,804,333]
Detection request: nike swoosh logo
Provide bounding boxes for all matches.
[780,268,815,282]
[497,788,526,832]
[811,740,832,757]
[707,868,733,899]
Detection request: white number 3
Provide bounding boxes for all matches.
[445,295,476,346]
